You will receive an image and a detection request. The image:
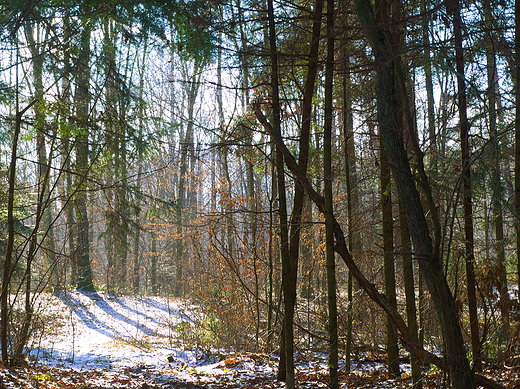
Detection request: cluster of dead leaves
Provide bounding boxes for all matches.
[0,365,168,389]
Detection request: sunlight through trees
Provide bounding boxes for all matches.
[0,0,519,387]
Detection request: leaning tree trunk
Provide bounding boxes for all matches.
[352,0,476,387]
[255,96,499,389]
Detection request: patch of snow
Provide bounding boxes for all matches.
[20,291,422,388]
[29,290,198,370]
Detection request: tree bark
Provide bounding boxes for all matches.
[342,47,359,374]
[483,0,510,353]
[381,130,400,378]
[516,0,520,304]
[75,21,95,292]
[452,0,480,371]
[278,0,325,382]
[175,62,201,297]
[264,0,294,385]
[400,205,422,389]
[13,16,55,365]
[422,3,437,176]
[2,104,21,365]
[324,0,338,386]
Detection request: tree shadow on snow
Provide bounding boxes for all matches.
[56,290,158,339]
[77,290,158,337]
[110,297,164,327]
[56,290,122,340]
[138,296,192,322]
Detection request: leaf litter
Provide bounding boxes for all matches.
[0,290,517,388]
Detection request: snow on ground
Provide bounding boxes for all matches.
[24,290,288,387]
[0,290,512,388]
[14,290,420,388]
[31,290,199,368]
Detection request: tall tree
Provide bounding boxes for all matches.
[74,18,95,292]
[263,0,294,385]
[175,60,203,297]
[375,0,400,377]
[380,102,400,378]
[60,9,77,286]
[483,0,510,353]
[26,13,58,289]
[452,0,480,371]
[400,206,422,388]
[516,0,520,302]
[279,0,325,383]
[324,0,338,387]
[2,68,26,366]
[13,12,57,364]
[352,0,476,386]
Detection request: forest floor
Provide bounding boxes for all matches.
[0,290,518,388]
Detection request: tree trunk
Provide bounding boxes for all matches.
[422,3,437,176]
[483,0,510,354]
[278,0,325,382]
[2,103,20,365]
[342,46,359,374]
[26,12,58,291]
[12,18,53,364]
[61,10,76,285]
[324,0,338,386]
[374,0,400,378]
[150,230,158,295]
[265,0,293,385]
[513,0,520,302]
[132,38,149,293]
[75,21,95,292]
[266,158,277,352]
[352,1,476,386]
[400,205,422,389]
[452,0,480,371]
[175,63,201,297]
[381,135,400,378]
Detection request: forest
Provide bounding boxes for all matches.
[1,0,520,388]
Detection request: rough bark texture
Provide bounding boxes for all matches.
[381,142,400,378]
